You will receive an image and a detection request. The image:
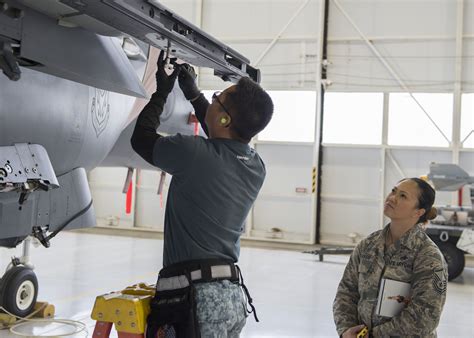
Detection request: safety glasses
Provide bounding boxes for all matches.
[212,91,231,116]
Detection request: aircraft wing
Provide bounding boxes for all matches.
[59,0,260,83]
[1,0,149,98]
[428,163,474,191]
[2,0,259,98]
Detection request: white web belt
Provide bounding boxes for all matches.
[156,265,233,291]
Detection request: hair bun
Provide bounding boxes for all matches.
[427,207,438,220]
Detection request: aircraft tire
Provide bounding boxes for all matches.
[436,241,465,281]
[0,266,38,317]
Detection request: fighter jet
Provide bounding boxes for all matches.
[0,0,259,316]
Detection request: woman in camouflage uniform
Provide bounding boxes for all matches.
[333,178,448,337]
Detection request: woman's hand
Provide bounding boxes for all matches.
[342,324,367,338]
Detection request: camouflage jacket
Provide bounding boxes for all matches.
[333,224,448,337]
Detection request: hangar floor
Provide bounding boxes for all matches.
[0,232,472,337]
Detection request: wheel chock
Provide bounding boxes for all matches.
[0,313,16,328]
[34,301,55,318]
[0,300,55,329]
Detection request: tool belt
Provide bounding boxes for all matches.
[146,259,258,338]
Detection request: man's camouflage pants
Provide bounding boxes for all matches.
[194,280,247,338]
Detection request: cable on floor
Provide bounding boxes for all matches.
[0,306,88,337]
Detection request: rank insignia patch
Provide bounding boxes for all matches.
[432,268,447,295]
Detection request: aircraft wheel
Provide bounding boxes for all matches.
[0,266,38,317]
[436,241,465,281]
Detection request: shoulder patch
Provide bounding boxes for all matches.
[432,268,447,295]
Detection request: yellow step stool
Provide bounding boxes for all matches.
[91,283,157,338]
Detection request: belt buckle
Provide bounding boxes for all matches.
[210,264,232,279]
[190,263,233,282]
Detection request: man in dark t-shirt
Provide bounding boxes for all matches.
[131,50,273,337]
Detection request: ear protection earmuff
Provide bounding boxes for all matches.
[220,116,230,125]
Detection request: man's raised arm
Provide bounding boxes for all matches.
[178,64,210,136]
[131,50,180,164]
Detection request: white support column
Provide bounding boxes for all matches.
[452,0,464,165]
[380,93,390,228]
[451,0,464,206]
[310,0,327,244]
[382,94,390,146]
[254,0,311,67]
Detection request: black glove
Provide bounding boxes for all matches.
[178,63,201,100]
[155,49,180,99]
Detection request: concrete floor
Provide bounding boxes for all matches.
[0,232,473,337]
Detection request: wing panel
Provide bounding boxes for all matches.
[60,0,260,82]
[20,9,147,97]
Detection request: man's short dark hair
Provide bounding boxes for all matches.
[225,77,273,141]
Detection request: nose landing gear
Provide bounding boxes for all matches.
[0,237,39,317]
[0,265,38,317]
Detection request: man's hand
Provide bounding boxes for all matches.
[342,325,367,338]
[155,50,180,99]
[178,63,201,101]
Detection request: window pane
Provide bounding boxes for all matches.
[461,93,474,148]
[323,93,383,144]
[204,90,316,143]
[388,93,452,147]
[258,91,316,142]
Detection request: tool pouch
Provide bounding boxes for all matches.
[146,278,200,338]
